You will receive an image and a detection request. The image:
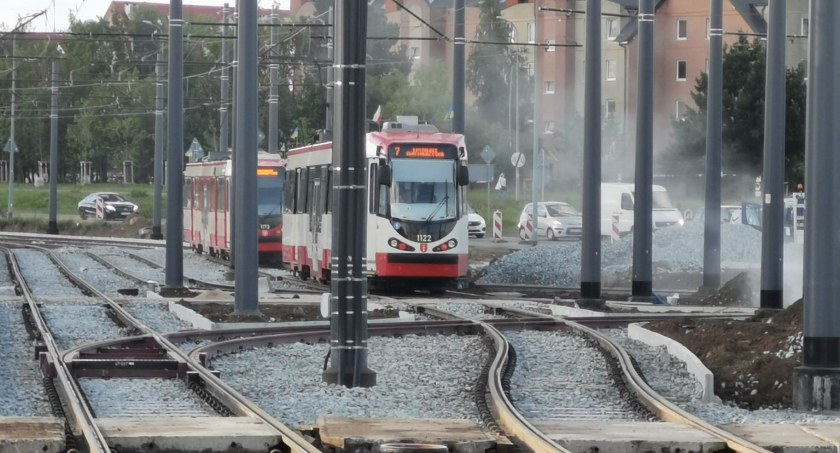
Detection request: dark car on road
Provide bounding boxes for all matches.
[78,192,139,220]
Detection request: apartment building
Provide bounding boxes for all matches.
[102,0,808,170]
[385,0,808,178]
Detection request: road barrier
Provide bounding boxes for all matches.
[492,210,502,242]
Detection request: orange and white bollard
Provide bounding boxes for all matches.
[492,210,503,242]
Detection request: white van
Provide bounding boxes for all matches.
[600,182,684,237]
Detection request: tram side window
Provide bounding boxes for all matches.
[296,168,309,213]
[283,172,296,213]
[319,166,330,215]
[217,178,225,211]
[196,180,203,211]
[183,179,192,209]
[377,184,389,216]
[368,163,377,214]
[307,174,317,215]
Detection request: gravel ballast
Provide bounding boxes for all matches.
[211,334,489,427]
[15,249,87,298]
[0,302,52,416]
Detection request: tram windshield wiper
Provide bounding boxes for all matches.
[424,195,449,223]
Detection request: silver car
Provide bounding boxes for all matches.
[517,201,582,240]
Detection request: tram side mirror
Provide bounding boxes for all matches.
[378,165,392,187]
[457,165,469,186]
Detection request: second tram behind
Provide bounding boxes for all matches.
[282,119,471,289]
[184,151,286,263]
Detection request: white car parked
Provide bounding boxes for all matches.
[467,206,486,238]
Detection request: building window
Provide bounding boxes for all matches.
[705,58,709,74]
[706,18,710,39]
[605,59,616,81]
[677,19,687,40]
[676,60,687,81]
[410,47,419,60]
[605,99,616,119]
[801,18,809,36]
[544,80,555,94]
[527,22,535,43]
[526,62,534,77]
[544,121,555,133]
[605,18,618,40]
[545,39,555,52]
[676,100,689,121]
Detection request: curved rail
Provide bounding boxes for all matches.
[20,243,322,453]
[481,321,573,452]
[563,319,772,453]
[4,246,113,453]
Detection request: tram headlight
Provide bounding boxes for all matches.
[433,239,458,252]
[387,237,415,252]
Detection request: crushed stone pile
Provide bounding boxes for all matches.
[478,222,763,287]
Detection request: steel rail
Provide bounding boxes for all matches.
[0,230,173,250]
[3,247,113,453]
[474,282,701,298]
[481,320,574,452]
[31,243,322,453]
[84,251,164,291]
[563,319,773,453]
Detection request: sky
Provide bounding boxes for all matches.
[0,0,289,33]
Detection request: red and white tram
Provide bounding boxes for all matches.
[184,151,285,263]
[282,119,471,290]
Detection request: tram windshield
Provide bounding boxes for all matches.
[257,168,284,221]
[390,159,457,222]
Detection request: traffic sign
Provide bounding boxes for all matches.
[480,145,495,164]
[3,138,18,153]
[186,137,204,160]
[511,152,525,168]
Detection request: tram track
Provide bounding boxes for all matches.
[4,242,323,452]
[0,232,780,451]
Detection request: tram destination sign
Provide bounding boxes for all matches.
[389,144,458,159]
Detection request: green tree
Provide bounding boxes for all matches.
[466,0,522,127]
[663,36,807,185]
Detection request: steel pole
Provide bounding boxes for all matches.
[324,7,334,141]
[47,61,59,234]
[580,0,602,301]
[227,5,240,278]
[702,0,723,291]
[220,4,231,154]
[7,36,15,218]
[268,8,279,154]
[152,52,165,240]
[515,64,519,201]
[233,0,259,314]
[632,0,654,299]
[453,0,465,133]
[759,0,786,310]
[792,0,840,411]
[322,0,376,388]
[529,0,540,245]
[165,0,184,289]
